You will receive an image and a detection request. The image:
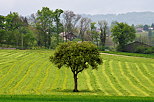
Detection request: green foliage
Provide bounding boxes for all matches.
[36,7,63,48]
[135,46,154,54]
[72,38,82,42]
[90,22,96,30]
[5,12,21,31]
[111,22,136,51]
[98,46,105,51]
[50,41,102,91]
[36,7,54,48]
[54,9,64,45]
[90,22,99,46]
[2,13,21,46]
[0,15,5,43]
[50,41,102,71]
[0,12,36,48]
[0,8,64,49]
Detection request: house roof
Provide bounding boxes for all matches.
[64,32,77,38]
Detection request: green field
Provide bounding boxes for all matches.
[0,95,154,102]
[100,51,154,58]
[0,50,154,101]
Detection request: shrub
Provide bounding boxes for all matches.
[135,46,154,54]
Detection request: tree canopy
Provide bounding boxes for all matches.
[111,22,136,51]
[50,41,102,92]
[2,7,154,51]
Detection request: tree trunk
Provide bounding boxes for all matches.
[81,33,84,42]
[73,73,78,92]
[21,33,23,49]
[56,22,59,45]
[48,33,51,49]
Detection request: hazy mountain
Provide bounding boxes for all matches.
[81,12,154,25]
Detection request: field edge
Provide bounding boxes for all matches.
[0,95,153,102]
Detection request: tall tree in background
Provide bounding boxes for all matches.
[0,15,6,44]
[20,16,36,48]
[111,22,136,51]
[54,9,63,45]
[63,11,81,41]
[5,13,36,48]
[90,22,99,46]
[79,17,91,42]
[19,16,28,48]
[5,12,23,47]
[1,12,36,48]
[90,22,96,42]
[36,7,54,48]
[98,20,108,50]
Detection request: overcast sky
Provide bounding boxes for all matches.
[0,0,154,16]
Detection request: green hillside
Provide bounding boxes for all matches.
[0,50,154,97]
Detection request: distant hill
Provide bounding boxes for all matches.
[81,12,154,25]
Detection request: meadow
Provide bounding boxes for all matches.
[0,50,154,101]
[100,51,154,58]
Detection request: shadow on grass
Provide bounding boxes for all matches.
[51,89,102,93]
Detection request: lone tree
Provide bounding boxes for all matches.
[50,41,102,92]
[111,22,136,51]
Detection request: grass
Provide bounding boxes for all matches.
[136,32,148,37]
[0,95,154,102]
[0,49,154,101]
[100,51,154,58]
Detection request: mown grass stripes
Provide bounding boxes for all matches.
[125,62,149,96]
[84,70,93,91]
[0,50,154,97]
[100,60,118,95]
[36,63,52,94]
[118,61,144,96]
[126,62,153,95]
[109,60,132,96]
[9,54,43,94]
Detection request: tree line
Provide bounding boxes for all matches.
[0,7,64,49]
[0,7,136,51]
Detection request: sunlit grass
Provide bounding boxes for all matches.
[0,49,153,100]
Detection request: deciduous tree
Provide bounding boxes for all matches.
[90,22,99,46]
[62,11,81,41]
[79,18,91,42]
[0,15,6,44]
[111,22,136,51]
[50,41,102,92]
[36,7,54,48]
[98,20,108,50]
[54,9,63,45]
